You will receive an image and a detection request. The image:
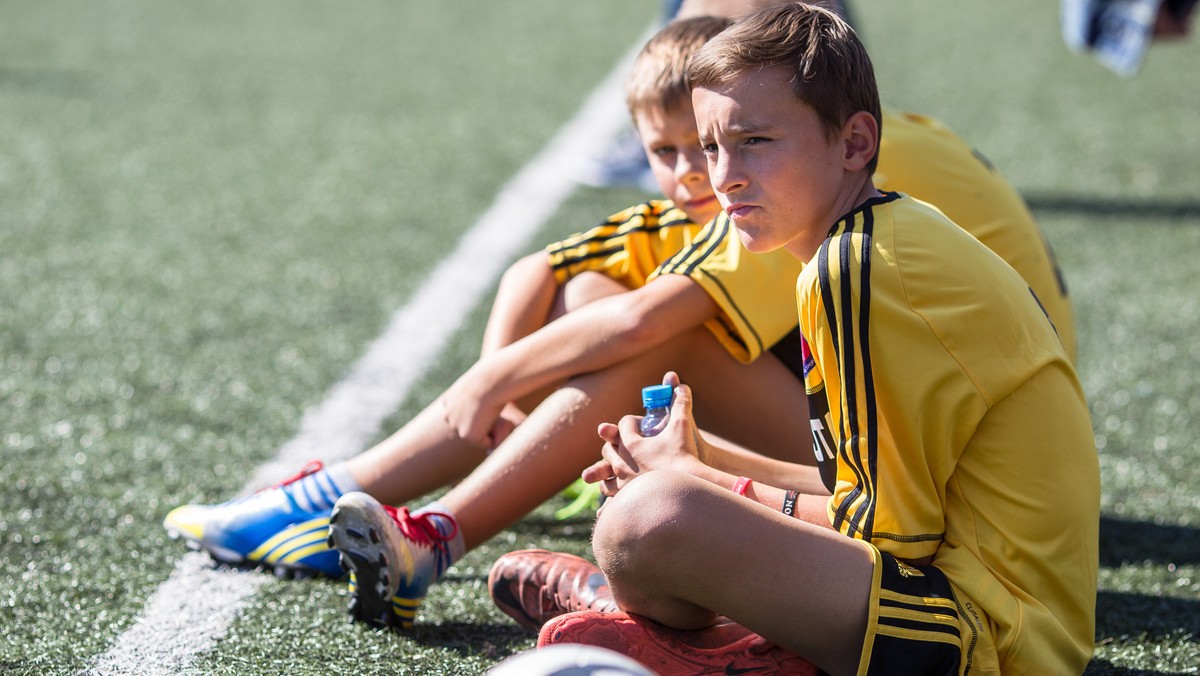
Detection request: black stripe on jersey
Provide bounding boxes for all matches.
[818,216,869,534]
[871,530,945,544]
[694,268,762,355]
[546,202,692,259]
[825,196,897,539]
[550,244,630,274]
[835,217,864,535]
[547,217,688,257]
[658,212,729,275]
[852,205,879,540]
[545,213,643,259]
[653,214,767,355]
[814,225,837,526]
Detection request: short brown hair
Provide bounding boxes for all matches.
[687,2,881,172]
[625,15,734,122]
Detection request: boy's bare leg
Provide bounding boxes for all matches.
[344,402,494,506]
[440,323,811,550]
[347,272,633,504]
[593,470,872,676]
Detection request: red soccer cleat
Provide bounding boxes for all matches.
[488,549,619,631]
[539,610,820,676]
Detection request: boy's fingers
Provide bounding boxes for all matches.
[597,422,620,444]
[670,382,694,421]
[601,439,640,475]
[661,371,681,388]
[582,459,614,483]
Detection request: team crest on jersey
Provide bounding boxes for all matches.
[800,333,816,377]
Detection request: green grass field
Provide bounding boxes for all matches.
[1,1,1197,674]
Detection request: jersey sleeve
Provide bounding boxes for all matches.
[649,213,804,363]
[544,200,700,291]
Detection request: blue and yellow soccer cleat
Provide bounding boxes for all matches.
[163,461,344,578]
[327,492,456,629]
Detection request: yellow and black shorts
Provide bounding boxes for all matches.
[856,545,993,676]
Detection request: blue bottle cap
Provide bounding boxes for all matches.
[641,384,674,408]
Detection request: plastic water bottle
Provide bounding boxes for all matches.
[639,384,674,436]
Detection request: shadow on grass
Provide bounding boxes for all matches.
[404,621,535,661]
[1095,589,1200,644]
[1024,194,1200,220]
[1100,516,1200,567]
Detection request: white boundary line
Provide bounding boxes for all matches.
[85,31,650,676]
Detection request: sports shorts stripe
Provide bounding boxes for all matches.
[859,546,978,675]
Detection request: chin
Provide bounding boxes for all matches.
[735,228,781,254]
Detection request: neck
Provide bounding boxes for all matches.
[785,174,880,261]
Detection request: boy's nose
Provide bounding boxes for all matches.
[710,154,745,195]
[678,153,707,183]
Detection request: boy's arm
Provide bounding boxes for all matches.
[480,252,559,358]
[440,274,719,445]
[699,436,829,496]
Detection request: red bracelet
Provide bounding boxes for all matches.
[732,476,752,496]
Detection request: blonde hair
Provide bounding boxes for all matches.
[687,2,880,172]
[625,15,734,123]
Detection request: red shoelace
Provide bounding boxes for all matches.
[268,460,324,490]
[381,504,458,551]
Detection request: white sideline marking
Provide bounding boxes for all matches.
[85,32,649,676]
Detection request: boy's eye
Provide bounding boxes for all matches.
[745,136,770,146]
[701,142,718,155]
[652,146,677,158]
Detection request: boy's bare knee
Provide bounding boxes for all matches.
[592,472,719,626]
[593,472,695,575]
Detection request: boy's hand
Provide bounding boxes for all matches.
[487,402,527,449]
[583,372,708,499]
[439,363,509,447]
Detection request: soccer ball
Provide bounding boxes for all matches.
[487,643,657,676]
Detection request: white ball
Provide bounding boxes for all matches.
[487,644,657,676]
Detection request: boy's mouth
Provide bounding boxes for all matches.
[725,202,755,219]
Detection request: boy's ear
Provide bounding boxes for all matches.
[840,111,879,172]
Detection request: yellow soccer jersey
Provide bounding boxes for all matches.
[876,110,1076,362]
[799,193,1099,674]
[652,108,1076,364]
[545,200,701,291]
[653,213,803,363]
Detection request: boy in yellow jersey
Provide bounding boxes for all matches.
[544,5,1099,675]
[164,15,818,623]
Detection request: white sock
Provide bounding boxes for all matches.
[413,501,466,569]
[288,463,362,512]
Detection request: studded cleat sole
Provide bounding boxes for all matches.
[327,493,418,629]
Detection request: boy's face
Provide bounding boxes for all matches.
[693,65,849,259]
[635,102,721,225]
